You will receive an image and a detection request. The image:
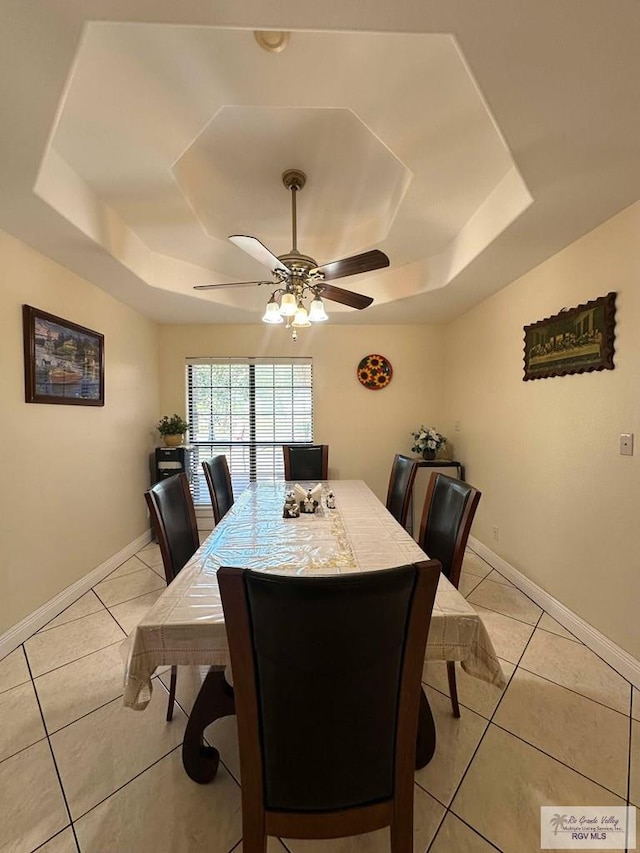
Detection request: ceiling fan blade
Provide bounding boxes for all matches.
[319,284,373,310]
[193,281,270,291]
[229,235,290,274]
[313,249,389,282]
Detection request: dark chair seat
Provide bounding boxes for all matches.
[218,560,441,852]
[417,472,481,716]
[144,472,199,720]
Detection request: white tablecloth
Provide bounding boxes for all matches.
[124,480,505,709]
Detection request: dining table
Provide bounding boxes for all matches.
[123,479,505,783]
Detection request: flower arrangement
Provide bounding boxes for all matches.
[411,425,446,459]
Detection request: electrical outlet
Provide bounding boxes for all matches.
[620,433,634,456]
[454,420,461,432]
[492,526,499,542]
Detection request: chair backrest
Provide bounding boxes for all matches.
[144,473,199,584]
[218,560,440,822]
[386,454,419,527]
[283,444,328,481]
[202,454,234,524]
[417,473,481,588]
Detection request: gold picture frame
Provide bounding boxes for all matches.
[523,293,616,381]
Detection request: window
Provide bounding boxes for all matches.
[186,357,313,503]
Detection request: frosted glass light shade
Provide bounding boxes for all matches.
[279,292,297,316]
[262,298,284,323]
[292,302,311,328]
[309,297,329,322]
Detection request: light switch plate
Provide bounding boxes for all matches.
[620,433,634,456]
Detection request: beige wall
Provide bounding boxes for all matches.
[6,200,638,659]
[159,324,445,502]
[444,201,640,658]
[0,231,159,633]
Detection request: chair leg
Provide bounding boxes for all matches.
[166,665,177,722]
[447,660,461,718]
[242,817,267,853]
[390,806,414,853]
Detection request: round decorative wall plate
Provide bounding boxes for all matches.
[357,354,393,390]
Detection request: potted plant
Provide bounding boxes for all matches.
[411,425,446,460]
[157,413,189,447]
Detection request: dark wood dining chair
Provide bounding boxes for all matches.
[218,560,441,853]
[144,472,199,721]
[283,444,328,481]
[202,454,234,524]
[417,473,481,717]
[386,454,419,528]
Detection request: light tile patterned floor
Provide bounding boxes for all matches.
[1,543,638,852]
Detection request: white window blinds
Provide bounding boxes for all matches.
[186,357,313,503]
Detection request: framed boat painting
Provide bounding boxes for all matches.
[23,305,105,405]
[523,293,616,381]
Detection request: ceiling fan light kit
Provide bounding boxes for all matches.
[194,169,390,340]
[309,297,329,322]
[292,301,311,329]
[261,295,284,324]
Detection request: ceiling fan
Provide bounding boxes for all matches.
[193,169,390,338]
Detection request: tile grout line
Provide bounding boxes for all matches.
[538,629,638,690]
[8,542,635,851]
[31,827,78,852]
[69,742,186,827]
[488,719,628,802]
[485,608,542,723]
[57,679,236,829]
[26,637,126,681]
[424,805,449,852]
[515,661,632,718]
[461,575,484,598]
[36,591,106,635]
[47,677,171,742]
[467,599,542,630]
[530,623,583,646]
[427,809,508,853]
[467,604,632,804]
[106,605,136,636]
[93,583,166,613]
[469,590,633,713]
[469,570,544,606]
[36,558,157,635]
[467,547,631,662]
[30,669,169,741]
[423,609,542,834]
[23,643,82,853]
[96,561,160,587]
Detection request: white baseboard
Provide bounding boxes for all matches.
[0,529,153,661]
[468,535,640,690]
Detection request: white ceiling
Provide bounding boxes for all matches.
[1,2,640,326]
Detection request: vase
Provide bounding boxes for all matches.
[422,448,436,461]
[163,434,183,447]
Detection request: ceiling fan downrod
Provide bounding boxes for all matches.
[281,169,306,255]
[194,166,384,341]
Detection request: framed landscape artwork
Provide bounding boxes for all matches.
[523,292,616,381]
[23,305,105,405]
